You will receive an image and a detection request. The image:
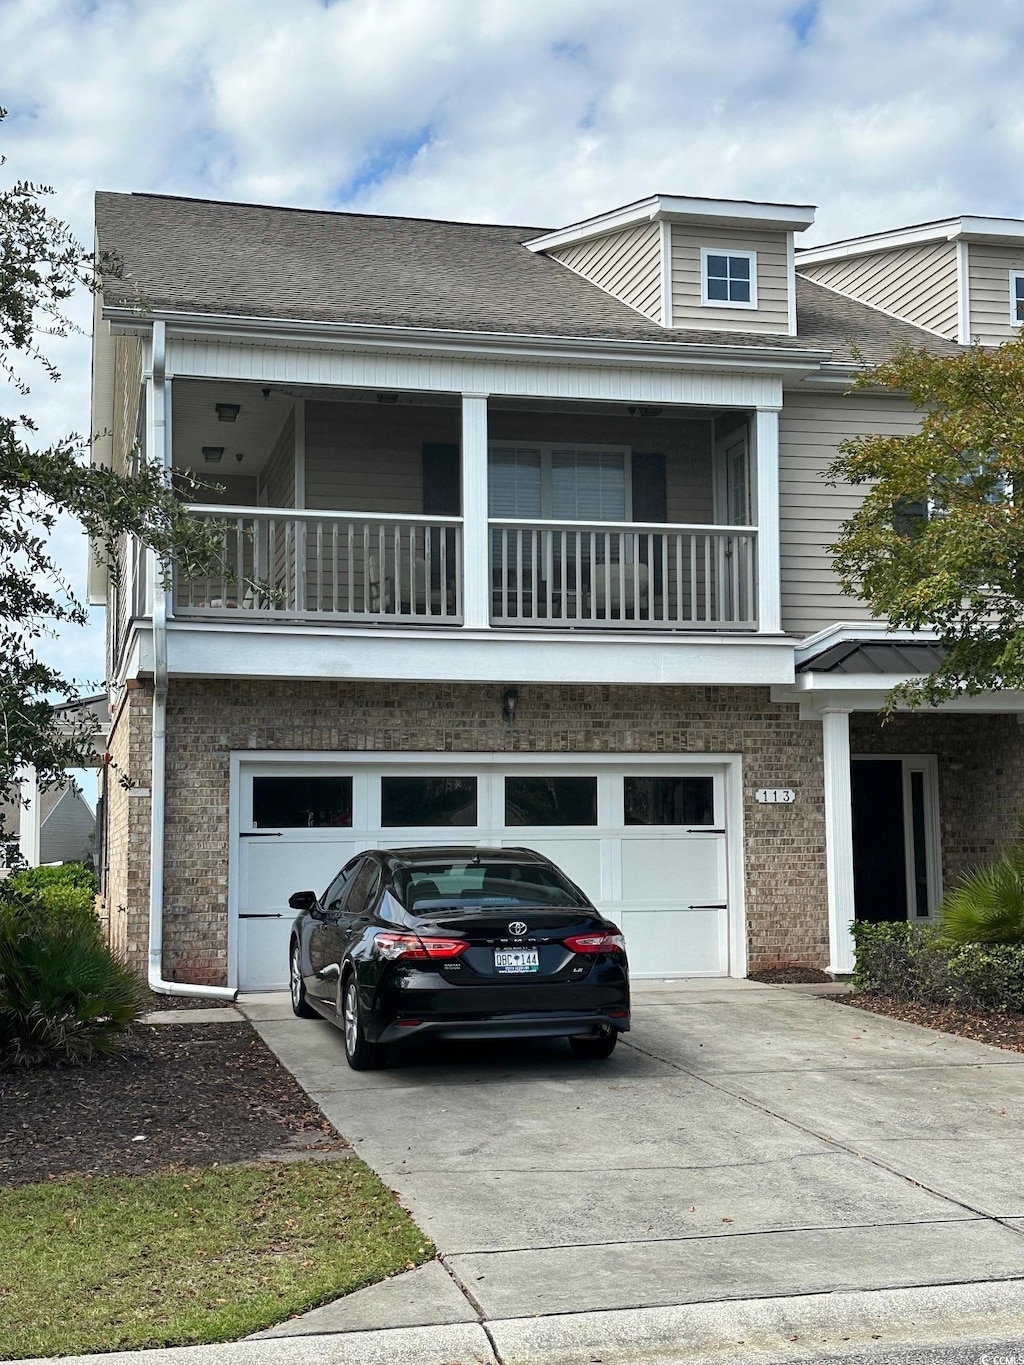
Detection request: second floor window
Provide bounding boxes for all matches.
[488,444,630,521]
[701,248,757,309]
[1011,271,1024,326]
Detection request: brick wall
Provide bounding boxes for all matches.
[125,680,832,984]
[102,685,153,966]
[851,712,1024,885]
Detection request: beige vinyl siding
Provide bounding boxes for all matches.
[967,243,1024,346]
[797,241,960,339]
[113,334,144,473]
[305,401,460,513]
[549,221,663,322]
[779,391,921,636]
[671,224,789,334]
[301,400,714,521]
[259,409,296,508]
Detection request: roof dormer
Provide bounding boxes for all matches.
[526,194,816,337]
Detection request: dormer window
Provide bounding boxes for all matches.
[701,248,758,309]
[1011,271,1024,326]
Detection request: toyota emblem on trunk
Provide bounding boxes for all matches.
[508,921,528,937]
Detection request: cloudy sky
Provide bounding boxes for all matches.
[3,0,1024,709]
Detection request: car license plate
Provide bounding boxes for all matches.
[494,948,539,973]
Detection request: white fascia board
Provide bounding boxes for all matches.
[105,306,830,375]
[773,683,1024,717]
[119,308,819,375]
[523,197,661,252]
[526,195,816,253]
[798,214,1024,266]
[158,622,796,687]
[654,196,815,232]
[797,219,964,265]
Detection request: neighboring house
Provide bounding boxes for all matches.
[88,191,1024,994]
[0,783,96,872]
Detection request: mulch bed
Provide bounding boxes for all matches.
[747,967,834,984]
[147,991,231,1011]
[0,1023,346,1188]
[834,992,1024,1053]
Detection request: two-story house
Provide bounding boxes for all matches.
[88,191,1024,999]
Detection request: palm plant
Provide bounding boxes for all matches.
[0,926,148,1067]
[938,836,1024,945]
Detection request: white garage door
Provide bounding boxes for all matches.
[232,757,735,990]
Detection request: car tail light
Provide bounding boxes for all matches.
[564,931,626,955]
[373,932,467,961]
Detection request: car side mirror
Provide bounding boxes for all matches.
[288,890,318,913]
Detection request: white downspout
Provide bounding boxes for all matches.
[146,320,236,1001]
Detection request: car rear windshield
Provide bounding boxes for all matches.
[395,860,588,910]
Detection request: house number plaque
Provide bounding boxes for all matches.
[755,788,796,804]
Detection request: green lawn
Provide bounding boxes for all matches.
[0,1161,434,1359]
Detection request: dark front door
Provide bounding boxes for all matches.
[851,759,908,923]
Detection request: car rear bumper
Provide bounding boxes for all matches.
[377,1009,630,1044]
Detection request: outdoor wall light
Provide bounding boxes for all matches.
[202,446,224,463]
[502,687,519,723]
[215,403,240,422]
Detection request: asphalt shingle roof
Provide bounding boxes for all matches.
[95,192,962,365]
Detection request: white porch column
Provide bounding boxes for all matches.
[461,392,490,630]
[754,406,781,634]
[18,765,41,867]
[822,707,856,974]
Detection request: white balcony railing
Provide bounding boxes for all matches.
[173,508,757,631]
[175,506,463,623]
[489,520,757,629]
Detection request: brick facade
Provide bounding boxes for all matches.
[106,680,833,985]
[102,684,152,966]
[851,711,1024,887]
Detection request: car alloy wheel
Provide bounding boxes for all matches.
[341,975,385,1070]
[289,943,316,1018]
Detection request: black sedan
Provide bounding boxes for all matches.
[287,846,630,1069]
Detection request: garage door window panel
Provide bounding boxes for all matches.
[505,776,598,826]
[380,776,478,827]
[624,776,715,826]
[252,776,353,829]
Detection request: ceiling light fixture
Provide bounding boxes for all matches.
[215,403,240,422]
[202,446,225,463]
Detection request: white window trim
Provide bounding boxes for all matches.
[487,441,633,520]
[1010,269,1024,328]
[700,247,758,311]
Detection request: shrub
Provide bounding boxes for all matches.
[0,864,102,945]
[851,921,1024,1013]
[0,924,148,1067]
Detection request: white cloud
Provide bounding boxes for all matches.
[3,0,1024,689]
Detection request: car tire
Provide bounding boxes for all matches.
[569,1026,618,1059]
[289,942,317,1019]
[341,974,387,1070]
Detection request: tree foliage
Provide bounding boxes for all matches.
[0,110,222,807]
[828,335,1024,706]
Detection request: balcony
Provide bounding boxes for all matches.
[167,383,766,635]
[175,507,757,631]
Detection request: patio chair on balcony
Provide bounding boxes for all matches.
[591,562,650,619]
[368,553,454,617]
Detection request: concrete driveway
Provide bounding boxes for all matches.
[240,980,1024,1331]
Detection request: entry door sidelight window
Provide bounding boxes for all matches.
[624,776,715,826]
[380,776,478,827]
[252,776,353,828]
[505,776,598,826]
